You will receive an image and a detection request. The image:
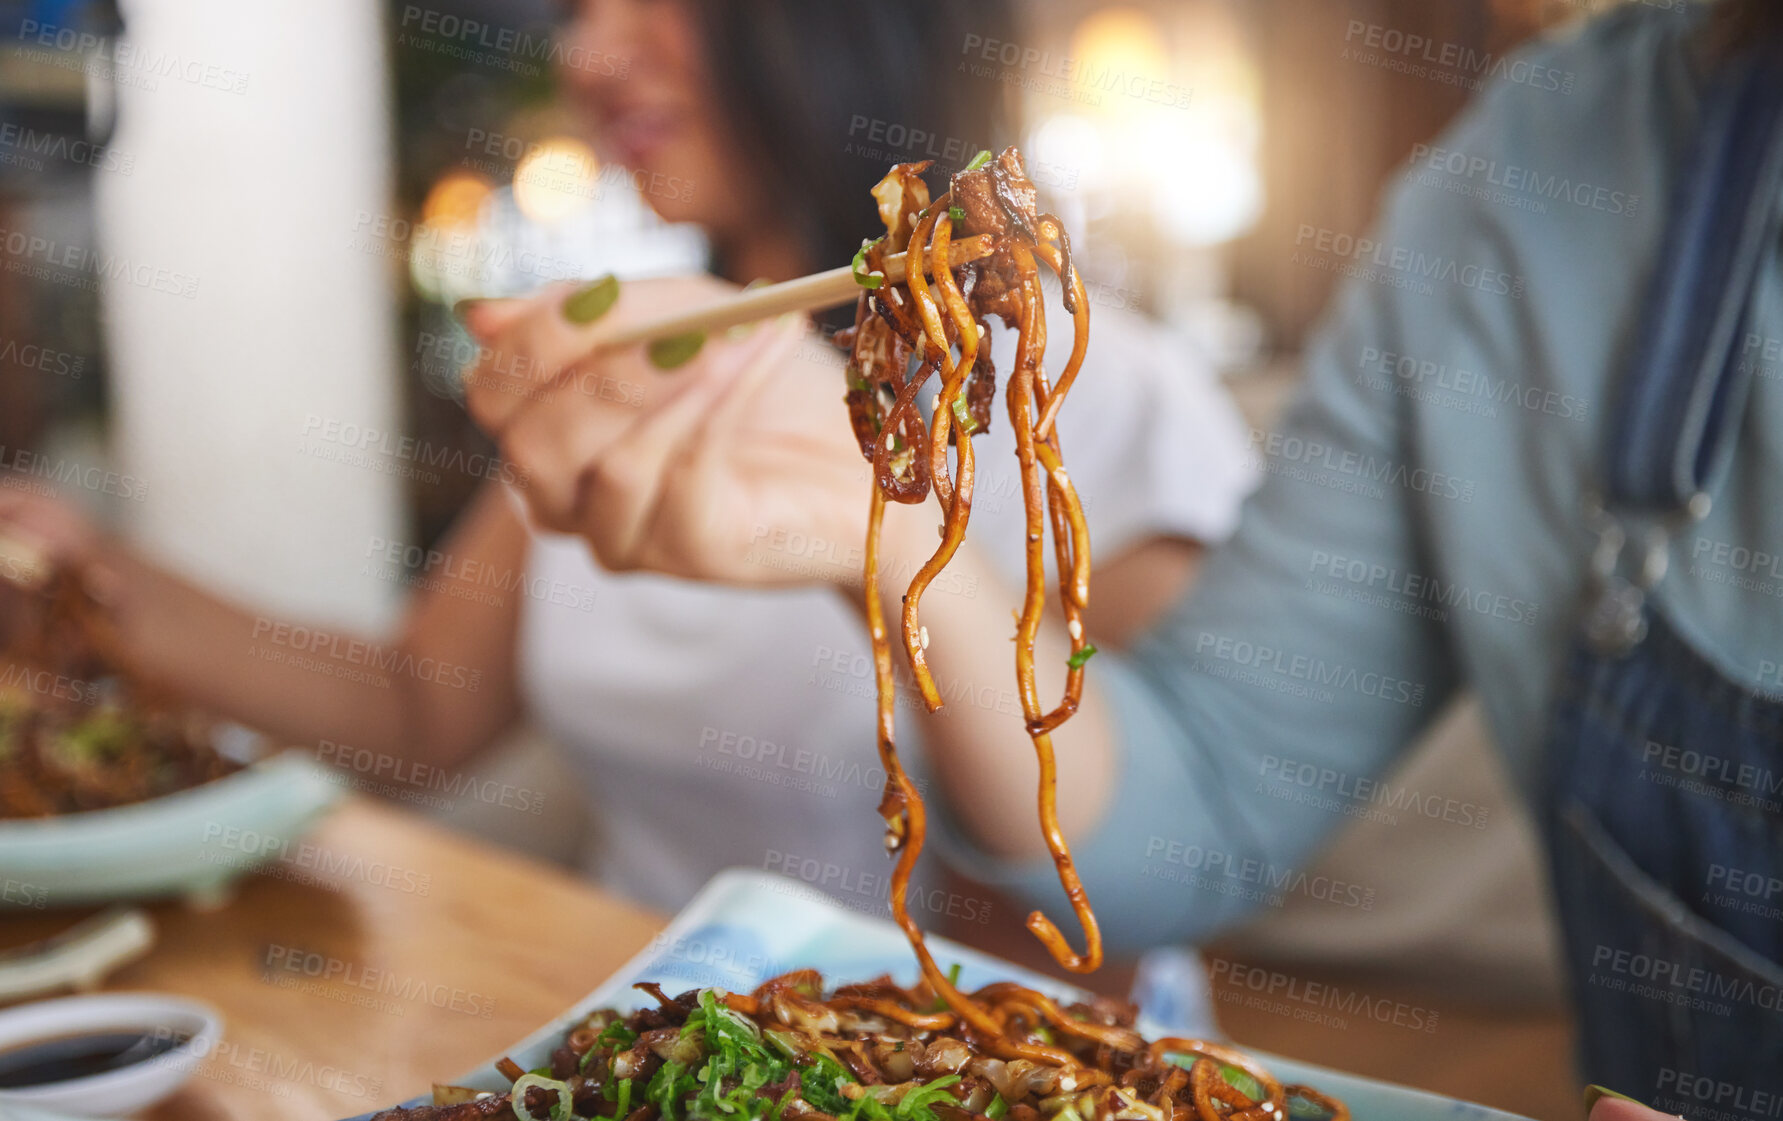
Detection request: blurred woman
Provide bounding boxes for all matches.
[0,0,1255,925]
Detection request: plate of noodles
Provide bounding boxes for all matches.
[334,150,1529,1121]
[0,572,342,907]
[335,867,1532,1121]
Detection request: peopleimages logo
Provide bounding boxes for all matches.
[1306,549,1539,627]
[1406,143,1639,217]
[300,414,526,487]
[1292,224,1523,300]
[1193,630,1427,708]
[1208,958,1440,1033]
[1259,753,1490,829]
[1654,1068,1783,1119]
[15,18,250,94]
[1142,836,1376,910]
[1356,345,1587,421]
[1340,19,1575,93]
[249,618,483,693]
[1247,426,1477,503]
[0,445,147,500]
[0,225,199,297]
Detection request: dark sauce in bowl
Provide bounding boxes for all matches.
[0,1029,190,1088]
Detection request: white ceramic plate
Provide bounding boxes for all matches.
[338,868,1535,1121]
[0,991,223,1117]
[0,749,342,908]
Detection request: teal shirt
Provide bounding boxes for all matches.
[939,1,1783,954]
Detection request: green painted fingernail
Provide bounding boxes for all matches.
[1584,1086,1639,1112]
[563,274,620,324]
[647,330,706,369]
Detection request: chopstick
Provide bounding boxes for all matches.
[594,234,995,351]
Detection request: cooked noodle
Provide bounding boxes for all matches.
[836,149,1101,1017]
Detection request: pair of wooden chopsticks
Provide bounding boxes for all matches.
[591,234,994,351]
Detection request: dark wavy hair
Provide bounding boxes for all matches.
[685,0,1018,279]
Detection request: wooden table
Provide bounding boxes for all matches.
[0,800,661,1120]
[0,800,1577,1120]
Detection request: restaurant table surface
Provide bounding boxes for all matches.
[0,800,1580,1121]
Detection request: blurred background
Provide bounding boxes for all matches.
[0,0,1623,1081]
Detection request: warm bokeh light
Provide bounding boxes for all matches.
[1069,6,1172,109]
[1047,1,1262,247]
[1028,113,1109,198]
[420,171,493,230]
[513,136,601,225]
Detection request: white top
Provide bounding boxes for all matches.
[517,293,1258,915]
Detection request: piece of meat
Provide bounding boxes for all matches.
[949,148,1039,242]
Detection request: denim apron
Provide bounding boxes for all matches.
[1546,48,1783,1106]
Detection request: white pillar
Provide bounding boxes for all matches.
[96,0,403,629]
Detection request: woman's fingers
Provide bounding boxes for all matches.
[1589,1095,1682,1121]
[458,272,867,586]
[455,296,527,339]
[494,313,805,557]
[590,316,808,572]
[462,274,739,435]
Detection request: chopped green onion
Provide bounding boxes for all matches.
[647,1060,690,1121]
[965,150,994,171]
[1066,643,1099,670]
[853,238,885,289]
[597,1020,639,1049]
[509,1073,575,1121]
[1032,1023,1054,1045]
[648,330,707,369]
[985,1095,1009,1120]
[1221,1065,1264,1102]
[945,962,963,988]
[606,1076,636,1115]
[948,206,966,222]
[797,1051,857,1115]
[950,396,980,436]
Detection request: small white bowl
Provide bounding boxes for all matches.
[0,992,222,1117]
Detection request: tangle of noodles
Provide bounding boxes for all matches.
[834,148,1100,1029]
[373,149,1349,1121]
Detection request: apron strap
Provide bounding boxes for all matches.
[1607,49,1783,514]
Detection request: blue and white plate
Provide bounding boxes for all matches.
[0,748,342,907]
[340,868,1533,1121]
